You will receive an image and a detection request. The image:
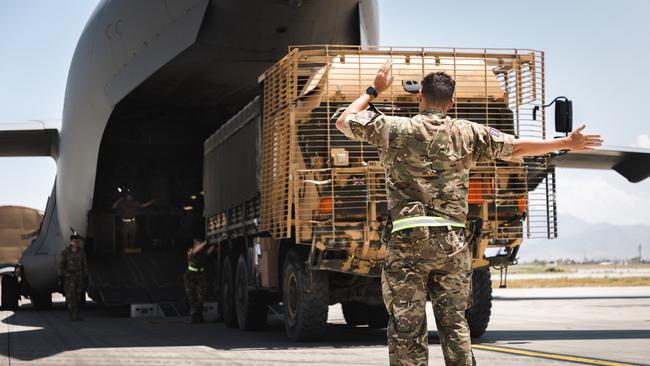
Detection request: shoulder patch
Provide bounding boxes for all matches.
[489,127,501,137]
[354,109,377,126]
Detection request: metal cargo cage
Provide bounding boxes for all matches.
[259,45,557,274]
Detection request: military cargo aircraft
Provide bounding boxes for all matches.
[0,0,380,309]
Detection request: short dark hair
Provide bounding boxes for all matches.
[421,72,455,105]
[70,234,82,241]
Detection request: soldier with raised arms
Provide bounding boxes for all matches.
[184,238,215,323]
[336,60,603,366]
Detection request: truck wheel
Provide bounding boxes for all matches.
[235,255,268,330]
[30,291,52,310]
[1,275,19,310]
[220,256,237,328]
[342,302,367,326]
[465,268,492,338]
[282,249,329,341]
[366,305,389,329]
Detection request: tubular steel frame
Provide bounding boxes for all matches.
[259,45,555,274]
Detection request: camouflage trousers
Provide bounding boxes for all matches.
[382,226,473,366]
[64,276,84,320]
[184,271,207,316]
[121,220,137,249]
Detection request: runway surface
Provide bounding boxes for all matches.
[1,286,648,365]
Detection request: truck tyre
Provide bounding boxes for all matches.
[342,302,367,326]
[465,268,492,338]
[30,291,52,310]
[220,256,237,328]
[235,255,268,330]
[1,275,19,310]
[366,305,389,329]
[282,249,329,341]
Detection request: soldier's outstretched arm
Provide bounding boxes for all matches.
[335,59,394,133]
[111,197,123,209]
[192,241,208,255]
[511,124,603,158]
[139,199,155,208]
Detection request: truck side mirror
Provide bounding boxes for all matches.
[554,99,573,133]
[533,96,573,135]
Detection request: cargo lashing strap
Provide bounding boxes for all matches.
[391,216,465,233]
[187,265,204,272]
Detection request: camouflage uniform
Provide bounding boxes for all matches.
[59,246,88,320]
[342,109,517,366]
[184,248,208,322]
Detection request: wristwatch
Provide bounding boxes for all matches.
[366,86,378,98]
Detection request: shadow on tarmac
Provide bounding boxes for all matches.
[2,300,650,362]
[2,300,389,362]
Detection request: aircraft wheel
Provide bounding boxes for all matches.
[465,268,492,338]
[1,275,19,310]
[282,249,328,341]
[234,255,267,330]
[220,256,237,328]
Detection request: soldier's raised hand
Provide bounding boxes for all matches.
[566,124,604,151]
[373,59,394,95]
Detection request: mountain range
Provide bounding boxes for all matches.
[516,214,650,262]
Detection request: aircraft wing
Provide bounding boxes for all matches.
[548,147,650,183]
[0,129,59,159]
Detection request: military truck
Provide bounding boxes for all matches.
[0,206,44,309]
[204,45,555,340]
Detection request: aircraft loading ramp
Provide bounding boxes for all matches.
[87,251,189,308]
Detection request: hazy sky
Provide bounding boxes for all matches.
[1,0,649,230]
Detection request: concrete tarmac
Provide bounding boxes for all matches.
[1,286,649,365]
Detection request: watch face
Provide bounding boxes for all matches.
[366,86,377,97]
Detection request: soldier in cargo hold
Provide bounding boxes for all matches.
[112,192,155,250]
[184,238,215,323]
[335,61,603,366]
[59,233,88,321]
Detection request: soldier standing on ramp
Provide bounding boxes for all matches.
[336,60,603,366]
[59,233,88,321]
[112,192,155,251]
[184,238,214,323]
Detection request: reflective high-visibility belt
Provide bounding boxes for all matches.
[187,265,204,272]
[391,216,465,233]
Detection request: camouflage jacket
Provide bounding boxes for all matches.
[59,246,88,279]
[187,248,207,271]
[341,108,518,223]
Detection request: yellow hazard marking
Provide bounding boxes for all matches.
[472,344,636,366]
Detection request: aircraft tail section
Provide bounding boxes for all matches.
[19,183,67,295]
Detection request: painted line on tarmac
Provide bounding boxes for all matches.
[472,344,638,366]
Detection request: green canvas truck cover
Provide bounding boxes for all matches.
[203,97,261,218]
